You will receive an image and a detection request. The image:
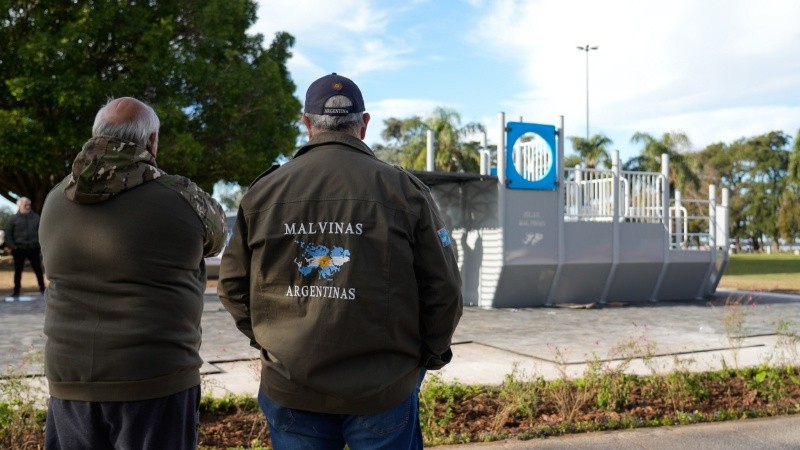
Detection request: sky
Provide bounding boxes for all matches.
[5,0,800,212]
[252,0,800,163]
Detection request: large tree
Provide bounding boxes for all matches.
[779,129,800,242]
[739,131,791,251]
[0,1,300,211]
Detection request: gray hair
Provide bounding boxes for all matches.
[91,98,160,148]
[16,197,31,207]
[304,95,365,136]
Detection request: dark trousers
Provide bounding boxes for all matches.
[12,247,45,295]
[45,385,200,450]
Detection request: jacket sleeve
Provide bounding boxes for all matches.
[202,196,227,257]
[4,216,17,249]
[413,189,463,370]
[218,207,260,350]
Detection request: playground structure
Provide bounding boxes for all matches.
[413,114,729,308]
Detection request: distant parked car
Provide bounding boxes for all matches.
[205,214,236,279]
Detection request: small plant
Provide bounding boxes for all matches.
[744,364,795,403]
[719,294,754,369]
[200,393,259,413]
[492,364,544,431]
[544,347,598,423]
[770,319,800,366]
[419,373,479,445]
[0,352,46,449]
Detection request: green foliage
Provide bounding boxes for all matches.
[489,365,545,433]
[200,393,259,413]
[419,373,479,445]
[744,365,797,402]
[694,131,793,249]
[376,107,483,172]
[568,134,613,169]
[3,360,800,446]
[625,131,700,192]
[0,355,46,448]
[0,1,301,210]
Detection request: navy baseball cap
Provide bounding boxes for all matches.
[304,73,365,116]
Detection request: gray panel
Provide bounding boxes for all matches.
[618,223,665,263]
[492,265,556,307]
[605,262,663,302]
[564,223,612,263]
[704,251,729,295]
[669,249,713,263]
[503,189,559,265]
[551,263,612,304]
[655,262,712,301]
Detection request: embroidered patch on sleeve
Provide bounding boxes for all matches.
[437,227,452,247]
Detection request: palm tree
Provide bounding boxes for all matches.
[568,134,613,169]
[625,131,700,191]
[380,107,483,172]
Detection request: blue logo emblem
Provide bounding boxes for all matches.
[437,227,452,247]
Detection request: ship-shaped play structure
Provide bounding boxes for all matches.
[413,114,729,308]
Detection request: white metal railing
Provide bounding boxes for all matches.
[564,167,616,221]
[562,166,717,250]
[563,167,666,224]
[669,195,714,249]
[512,138,552,182]
[620,170,664,223]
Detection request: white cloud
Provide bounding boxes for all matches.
[341,39,415,77]
[253,0,409,81]
[255,0,800,161]
[468,0,800,158]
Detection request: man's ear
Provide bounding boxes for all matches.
[360,113,371,140]
[147,132,158,157]
[302,115,313,138]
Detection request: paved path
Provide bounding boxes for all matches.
[3,288,800,448]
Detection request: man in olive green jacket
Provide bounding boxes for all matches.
[219,73,463,449]
[40,97,226,449]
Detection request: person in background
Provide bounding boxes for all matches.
[219,73,463,449]
[4,196,45,297]
[39,97,226,449]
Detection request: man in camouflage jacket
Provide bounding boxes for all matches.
[39,97,226,449]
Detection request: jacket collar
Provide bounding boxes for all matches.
[293,131,375,159]
[62,136,166,204]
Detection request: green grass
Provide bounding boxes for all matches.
[719,254,800,292]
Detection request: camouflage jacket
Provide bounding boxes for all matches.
[62,136,226,256]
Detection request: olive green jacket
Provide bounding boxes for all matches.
[40,136,226,402]
[219,132,463,415]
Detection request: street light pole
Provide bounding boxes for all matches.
[576,44,598,139]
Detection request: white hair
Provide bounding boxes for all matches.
[16,197,31,207]
[91,98,160,148]
[304,95,364,136]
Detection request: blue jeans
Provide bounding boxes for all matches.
[258,370,426,450]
